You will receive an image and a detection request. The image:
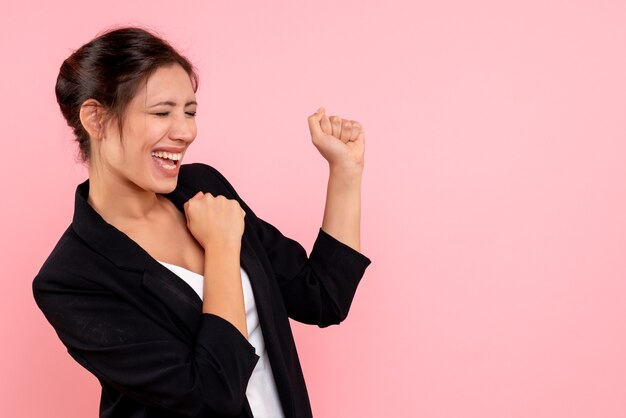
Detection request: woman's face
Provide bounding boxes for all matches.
[96,63,197,194]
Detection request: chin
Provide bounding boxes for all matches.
[151,177,178,194]
[146,159,180,193]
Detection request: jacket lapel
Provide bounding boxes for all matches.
[141,263,202,339]
[239,231,277,337]
[70,175,276,343]
[160,185,280,343]
[72,179,202,338]
[161,174,280,342]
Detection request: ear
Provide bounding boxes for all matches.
[79,99,107,140]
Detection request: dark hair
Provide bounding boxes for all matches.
[55,26,199,163]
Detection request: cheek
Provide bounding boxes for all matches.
[128,122,169,152]
[146,121,170,137]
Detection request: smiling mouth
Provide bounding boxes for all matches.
[151,151,182,170]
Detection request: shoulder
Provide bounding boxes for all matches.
[32,225,109,295]
[178,162,229,183]
[35,225,83,279]
[177,163,261,226]
[177,162,241,198]
[32,227,91,315]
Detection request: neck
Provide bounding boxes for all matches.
[87,164,163,226]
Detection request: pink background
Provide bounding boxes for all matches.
[2,0,626,417]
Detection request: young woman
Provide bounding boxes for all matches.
[33,27,372,418]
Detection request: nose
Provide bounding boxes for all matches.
[169,112,196,143]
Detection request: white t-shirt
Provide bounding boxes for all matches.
[157,260,285,418]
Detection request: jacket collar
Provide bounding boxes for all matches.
[71,175,192,272]
[70,166,274,339]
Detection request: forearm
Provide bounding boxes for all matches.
[321,165,364,252]
[202,245,249,339]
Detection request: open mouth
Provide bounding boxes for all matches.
[151,151,182,171]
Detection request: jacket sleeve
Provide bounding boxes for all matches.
[203,164,373,327]
[32,268,260,417]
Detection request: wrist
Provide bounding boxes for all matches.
[203,240,241,257]
[329,163,364,179]
[328,169,363,191]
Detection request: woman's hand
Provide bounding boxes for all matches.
[183,191,246,250]
[307,107,366,172]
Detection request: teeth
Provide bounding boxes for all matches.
[151,151,182,161]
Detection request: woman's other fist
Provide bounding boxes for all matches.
[307,106,366,171]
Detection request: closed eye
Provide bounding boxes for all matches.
[152,112,196,117]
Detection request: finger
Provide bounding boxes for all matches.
[183,201,191,218]
[340,119,352,143]
[321,113,332,135]
[185,193,199,208]
[357,128,365,143]
[307,107,325,137]
[349,121,361,142]
[330,116,342,138]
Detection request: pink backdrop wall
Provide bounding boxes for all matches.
[2,0,626,416]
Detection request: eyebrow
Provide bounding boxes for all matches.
[148,100,198,108]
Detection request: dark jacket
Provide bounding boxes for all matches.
[32,163,372,418]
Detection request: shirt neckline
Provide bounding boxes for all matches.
[157,260,204,278]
